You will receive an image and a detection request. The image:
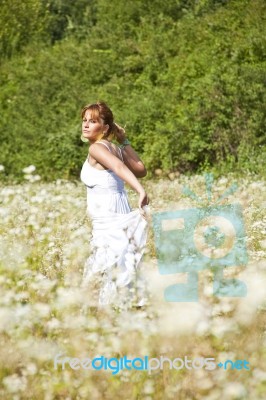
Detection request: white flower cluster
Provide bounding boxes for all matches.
[22,165,41,182]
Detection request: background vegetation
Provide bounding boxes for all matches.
[0,2,265,398]
[0,0,265,181]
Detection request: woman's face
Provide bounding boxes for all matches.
[82,110,108,143]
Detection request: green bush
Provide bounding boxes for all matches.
[0,0,265,181]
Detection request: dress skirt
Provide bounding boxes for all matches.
[81,190,149,307]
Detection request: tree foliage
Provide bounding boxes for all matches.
[0,0,265,181]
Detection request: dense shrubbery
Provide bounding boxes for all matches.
[0,0,265,181]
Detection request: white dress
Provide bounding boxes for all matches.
[80,141,148,307]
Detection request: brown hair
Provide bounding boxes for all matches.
[81,101,119,140]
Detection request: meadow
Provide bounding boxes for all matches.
[1,1,265,397]
[0,171,265,399]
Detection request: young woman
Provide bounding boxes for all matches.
[80,101,149,307]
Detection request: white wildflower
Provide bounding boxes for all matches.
[34,303,51,318]
[223,382,246,399]
[210,317,238,338]
[24,174,33,181]
[195,377,214,391]
[0,164,5,171]
[236,268,266,325]
[143,380,154,394]
[31,195,44,203]
[3,374,27,393]
[15,304,32,321]
[195,320,210,336]
[218,177,228,185]
[203,283,213,297]
[85,332,100,343]
[18,338,59,362]
[24,174,41,182]
[253,368,266,382]
[46,318,61,330]
[31,174,41,182]
[259,239,266,249]
[157,302,208,336]
[40,226,52,234]
[55,287,84,309]
[0,307,15,332]
[0,207,9,217]
[22,165,36,174]
[24,363,38,376]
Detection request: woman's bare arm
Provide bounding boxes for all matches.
[89,143,149,208]
[121,145,147,178]
[114,123,147,178]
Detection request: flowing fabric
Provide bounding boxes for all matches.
[80,142,149,307]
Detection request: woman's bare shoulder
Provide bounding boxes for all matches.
[98,140,122,158]
[89,141,109,153]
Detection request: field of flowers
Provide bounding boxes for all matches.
[0,171,265,399]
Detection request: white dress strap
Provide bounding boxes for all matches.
[118,147,124,162]
[97,141,124,162]
[96,140,112,152]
